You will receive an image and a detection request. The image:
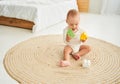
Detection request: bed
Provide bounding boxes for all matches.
[0,0,78,32]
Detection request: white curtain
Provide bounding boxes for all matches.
[101,0,120,15]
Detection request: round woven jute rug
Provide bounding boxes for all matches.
[4,35,120,84]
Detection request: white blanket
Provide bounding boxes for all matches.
[0,0,78,32]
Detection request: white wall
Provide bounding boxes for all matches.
[89,0,102,13]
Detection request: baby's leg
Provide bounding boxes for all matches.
[78,45,91,56]
[60,45,72,67]
[73,45,90,60]
[64,45,73,61]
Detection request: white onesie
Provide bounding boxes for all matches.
[63,27,84,53]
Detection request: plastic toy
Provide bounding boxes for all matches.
[80,32,88,41]
[82,59,91,68]
[67,28,75,38]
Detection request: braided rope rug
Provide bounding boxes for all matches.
[4,35,120,84]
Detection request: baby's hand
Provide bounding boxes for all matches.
[66,34,72,42]
[81,40,86,42]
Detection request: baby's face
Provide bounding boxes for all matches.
[67,15,80,31]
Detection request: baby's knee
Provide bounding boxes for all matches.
[64,45,72,53]
[87,46,91,52]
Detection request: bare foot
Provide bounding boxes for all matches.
[72,53,81,60]
[60,60,71,67]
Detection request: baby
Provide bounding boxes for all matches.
[60,9,91,67]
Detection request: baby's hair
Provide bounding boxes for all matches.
[66,9,79,19]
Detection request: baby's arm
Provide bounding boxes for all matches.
[66,34,72,42]
[63,28,72,43]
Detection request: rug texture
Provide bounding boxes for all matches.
[4,35,120,84]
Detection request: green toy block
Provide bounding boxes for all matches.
[67,28,75,38]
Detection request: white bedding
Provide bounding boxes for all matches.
[0,0,78,32]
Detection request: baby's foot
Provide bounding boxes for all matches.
[72,53,81,60]
[60,60,71,67]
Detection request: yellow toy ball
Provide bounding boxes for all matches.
[80,32,88,41]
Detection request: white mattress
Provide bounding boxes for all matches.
[0,0,78,32]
